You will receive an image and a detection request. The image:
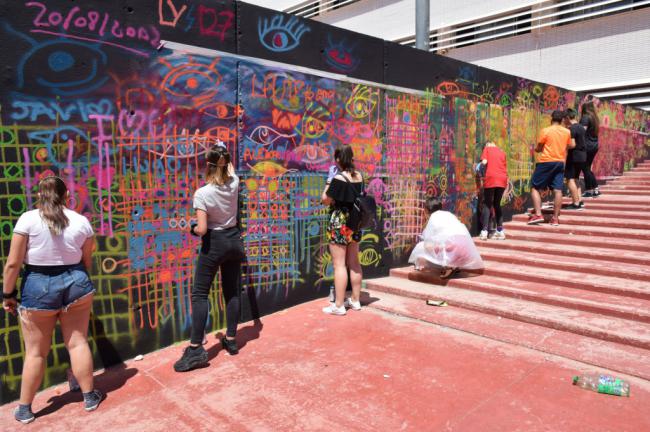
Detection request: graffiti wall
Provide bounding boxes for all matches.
[1,0,648,403]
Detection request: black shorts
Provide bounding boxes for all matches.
[564,161,586,180]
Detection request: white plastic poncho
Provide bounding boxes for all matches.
[408,211,484,270]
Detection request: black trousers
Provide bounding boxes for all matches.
[481,187,505,231]
[581,147,599,191]
[190,227,246,345]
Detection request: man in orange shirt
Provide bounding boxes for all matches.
[528,110,576,226]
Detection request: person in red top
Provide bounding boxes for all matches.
[528,110,575,226]
[477,142,508,240]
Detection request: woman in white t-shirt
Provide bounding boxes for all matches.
[2,176,103,424]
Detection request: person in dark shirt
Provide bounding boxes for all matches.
[579,101,600,197]
[564,109,587,210]
[320,145,364,316]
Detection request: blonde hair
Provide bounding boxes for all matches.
[37,176,69,235]
[204,145,232,186]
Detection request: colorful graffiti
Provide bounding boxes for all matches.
[1,0,648,405]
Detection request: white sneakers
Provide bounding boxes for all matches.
[322,303,346,315]
[322,298,362,315]
[479,230,506,240]
[344,298,362,311]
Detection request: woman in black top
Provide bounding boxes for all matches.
[580,101,600,197]
[321,145,363,316]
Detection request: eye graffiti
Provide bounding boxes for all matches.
[258,14,310,52]
[292,144,331,166]
[18,38,108,96]
[323,35,359,73]
[27,126,93,169]
[200,102,238,120]
[296,103,330,139]
[147,131,213,159]
[160,58,221,106]
[247,125,297,148]
[345,85,377,119]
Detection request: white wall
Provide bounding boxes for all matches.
[445,8,650,90]
[315,0,545,40]
[241,0,305,11]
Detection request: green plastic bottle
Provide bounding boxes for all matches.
[572,374,630,397]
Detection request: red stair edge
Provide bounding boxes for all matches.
[363,289,650,381]
[365,277,650,350]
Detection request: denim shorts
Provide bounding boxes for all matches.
[20,263,95,311]
[531,161,565,191]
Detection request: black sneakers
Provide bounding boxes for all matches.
[173,345,209,372]
[565,203,584,210]
[221,337,239,355]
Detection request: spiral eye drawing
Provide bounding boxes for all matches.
[296,103,330,139]
[21,40,108,96]
[258,15,310,52]
[200,102,238,120]
[323,35,359,73]
[160,59,221,105]
[345,85,377,119]
[247,125,297,148]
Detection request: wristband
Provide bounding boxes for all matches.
[3,290,17,299]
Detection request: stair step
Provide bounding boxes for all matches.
[511,213,650,229]
[391,261,650,300]
[474,237,650,266]
[550,208,650,221]
[622,173,650,178]
[363,289,650,380]
[503,220,650,241]
[365,276,650,349]
[581,196,650,204]
[495,229,650,253]
[382,270,650,323]
[597,189,650,195]
[601,185,650,191]
[575,201,650,212]
[608,180,650,186]
[475,246,650,282]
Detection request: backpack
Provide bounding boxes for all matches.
[341,173,377,231]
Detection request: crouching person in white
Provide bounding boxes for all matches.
[409,197,484,279]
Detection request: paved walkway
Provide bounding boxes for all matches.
[1,298,648,431]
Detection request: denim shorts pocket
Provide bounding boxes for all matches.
[21,273,50,301]
[68,268,94,295]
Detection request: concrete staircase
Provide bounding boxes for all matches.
[365,160,650,380]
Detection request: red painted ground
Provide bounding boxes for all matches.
[1,298,649,432]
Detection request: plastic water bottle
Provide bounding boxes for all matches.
[328,286,335,303]
[572,374,630,397]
